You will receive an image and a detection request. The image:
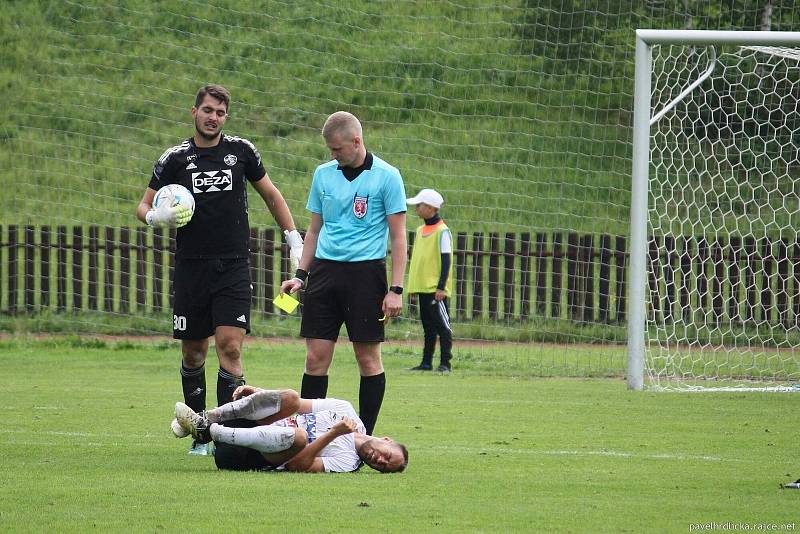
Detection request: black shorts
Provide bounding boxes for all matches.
[213,419,275,472]
[300,259,387,342]
[172,258,251,339]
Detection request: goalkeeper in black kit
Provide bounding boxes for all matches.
[136,84,304,456]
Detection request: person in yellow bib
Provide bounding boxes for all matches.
[405,189,453,372]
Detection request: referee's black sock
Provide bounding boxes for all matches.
[181,364,206,413]
[359,372,386,436]
[217,367,245,406]
[301,373,329,399]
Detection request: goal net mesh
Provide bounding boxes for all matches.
[647,43,800,389]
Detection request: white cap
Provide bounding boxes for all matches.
[406,188,444,209]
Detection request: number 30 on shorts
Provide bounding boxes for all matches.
[173,315,187,331]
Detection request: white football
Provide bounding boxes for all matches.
[154,183,195,215]
[171,418,189,438]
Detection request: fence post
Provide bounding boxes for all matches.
[25,225,35,312]
[488,232,500,320]
[88,226,99,311]
[697,237,709,319]
[663,234,675,322]
[761,237,773,324]
[72,227,83,311]
[136,227,147,312]
[104,226,115,313]
[567,233,578,320]
[471,233,483,319]
[729,236,741,322]
[520,232,531,319]
[599,234,611,323]
[777,238,789,328]
[455,232,467,320]
[503,233,515,320]
[615,235,626,323]
[744,236,756,321]
[41,226,51,310]
[551,233,563,319]
[712,239,725,326]
[119,227,130,314]
[57,225,67,312]
[535,233,547,316]
[582,234,594,323]
[647,237,660,323]
[680,236,693,324]
[8,225,18,314]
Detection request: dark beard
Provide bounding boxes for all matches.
[195,120,220,142]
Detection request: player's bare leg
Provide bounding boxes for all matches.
[214,326,246,406]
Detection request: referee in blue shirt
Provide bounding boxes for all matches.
[281,111,407,435]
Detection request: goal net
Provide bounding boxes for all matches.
[630,30,800,390]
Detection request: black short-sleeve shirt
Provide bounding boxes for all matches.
[149,134,266,259]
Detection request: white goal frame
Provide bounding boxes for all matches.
[628,29,800,391]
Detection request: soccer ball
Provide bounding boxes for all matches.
[154,183,195,215]
[171,418,189,438]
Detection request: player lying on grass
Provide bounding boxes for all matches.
[173,385,408,473]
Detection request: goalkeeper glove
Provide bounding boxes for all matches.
[146,203,192,228]
[284,229,304,272]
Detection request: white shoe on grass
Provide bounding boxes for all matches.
[175,402,212,444]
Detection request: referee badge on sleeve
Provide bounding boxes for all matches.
[353,194,368,219]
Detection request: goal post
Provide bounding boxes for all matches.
[629,29,800,390]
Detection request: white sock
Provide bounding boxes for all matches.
[210,423,295,454]
[208,390,282,423]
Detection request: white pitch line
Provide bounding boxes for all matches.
[425,445,738,462]
[0,428,170,440]
[0,430,741,463]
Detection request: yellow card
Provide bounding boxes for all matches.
[273,293,300,314]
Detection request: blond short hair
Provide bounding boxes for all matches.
[322,111,362,141]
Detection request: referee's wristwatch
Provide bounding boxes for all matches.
[389,286,404,295]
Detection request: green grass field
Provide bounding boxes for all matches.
[1,336,798,533]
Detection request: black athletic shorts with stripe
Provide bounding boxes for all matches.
[172,258,251,339]
[300,259,387,342]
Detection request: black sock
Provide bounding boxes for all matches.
[181,364,206,413]
[359,373,386,436]
[301,373,328,399]
[217,367,245,406]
